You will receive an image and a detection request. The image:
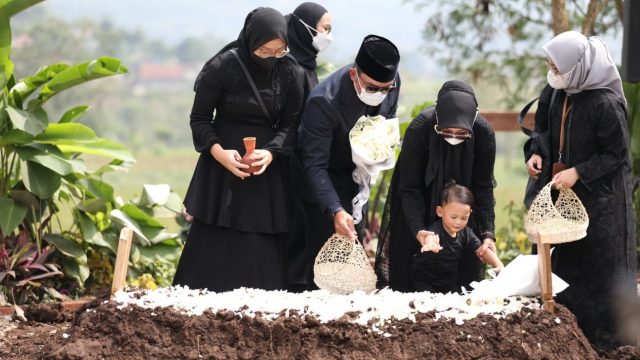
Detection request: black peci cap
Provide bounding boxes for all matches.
[355,35,400,82]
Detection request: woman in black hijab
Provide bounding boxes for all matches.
[375,80,498,292]
[173,7,304,292]
[285,2,332,98]
[282,2,331,292]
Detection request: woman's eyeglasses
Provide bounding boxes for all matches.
[356,71,396,94]
[433,124,472,139]
[255,46,289,59]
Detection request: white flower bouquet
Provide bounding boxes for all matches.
[349,115,400,163]
[348,115,400,224]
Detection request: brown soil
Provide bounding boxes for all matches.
[0,301,638,360]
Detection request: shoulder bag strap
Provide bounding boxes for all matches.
[518,96,539,137]
[230,49,273,125]
[557,96,571,162]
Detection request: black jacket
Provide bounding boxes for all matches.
[297,64,400,216]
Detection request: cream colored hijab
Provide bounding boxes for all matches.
[542,30,626,106]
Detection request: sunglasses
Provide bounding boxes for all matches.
[433,124,472,139]
[356,71,396,94]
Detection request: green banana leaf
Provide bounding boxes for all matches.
[0,196,27,235]
[34,57,128,106]
[44,234,87,264]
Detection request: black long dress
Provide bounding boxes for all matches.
[376,108,496,292]
[527,86,637,350]
[173,8,304,292]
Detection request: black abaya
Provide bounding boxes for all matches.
[174,7,304,292]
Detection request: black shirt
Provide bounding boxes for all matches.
[410,220,482,293]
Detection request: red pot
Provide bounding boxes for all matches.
[240,137,260,174]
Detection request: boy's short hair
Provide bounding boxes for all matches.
[441,180,474,207]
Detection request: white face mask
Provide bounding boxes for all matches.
[312,31,333,52]
[547,68,575,90]
[300,19,333,52]
[354,75,388,106]
[444,138,465,146]
[547,70,567,89]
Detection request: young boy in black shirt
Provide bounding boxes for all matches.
[410,181,504,293]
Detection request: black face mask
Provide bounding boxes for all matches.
[252,54,276,71]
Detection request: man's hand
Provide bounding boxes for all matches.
[475,238,497,263]
[334,210,357,240]
[210,144,250,179]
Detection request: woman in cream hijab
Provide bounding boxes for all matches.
[525,31,636,351]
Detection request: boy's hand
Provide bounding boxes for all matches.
[492,264,504,274]
[420,234,443,253]
[416,230,435,246]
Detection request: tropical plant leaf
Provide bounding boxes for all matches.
[109,209,151,246]
[0,13,13,89]
[45,287,71,301]
[120,204,164,228]
[0,129,33,145]
[9,189,39,211]
[80,178,115,203]
[100,231,119,254]
[59,105,90,123]
[34,122,96,142]
[9,63,69,107]
[6,106,48,136]
[15,145,74,175]
[139,184,171,207]
[130,243,140,264]
[43,234,87,264]
[77,198,109,214]
[56,138,135,162]
[163,192,183,213]
[62,258,90,286]
[36,57,128,104]
[15,269,63,286]
[0,0,46,18]
[139,243,182,262]
[75,211,114,251]
[0,197,27,235]
[22,161,61,199]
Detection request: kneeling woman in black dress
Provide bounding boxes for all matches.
[173,7,304,292]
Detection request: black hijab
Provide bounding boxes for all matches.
[285,2,328,70]
[195,7,288,90]
[423,80,478,221]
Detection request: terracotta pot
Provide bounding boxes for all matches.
[240,137,260,174]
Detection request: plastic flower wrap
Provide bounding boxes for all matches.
[349,115,400,224]
[349,115,400,163]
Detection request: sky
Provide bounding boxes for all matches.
[41,0,442,77]
[39,0,625,79]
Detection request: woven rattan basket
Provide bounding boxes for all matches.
[313,233,377,294]
[525,182,589,244]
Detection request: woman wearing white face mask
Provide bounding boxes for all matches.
[285,2,332,99]
[283,2,332,292]
[375,80,498,294]
[525,31,635,351]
